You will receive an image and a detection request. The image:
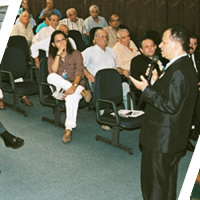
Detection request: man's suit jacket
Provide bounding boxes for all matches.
[140,55,198,153]
[193,51,200,122]
[194,51,200,81]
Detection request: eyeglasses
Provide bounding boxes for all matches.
[55,38,67,44]
[68,13,76,17]
[96,35,109,39]
[111,19,120,22]
[91,11,98,13]
[190,43,197,46]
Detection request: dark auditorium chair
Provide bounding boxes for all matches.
[89,27,102,46]
[0,47,38,116]
[68,30,88,52]
[7,35,31,64]
[7,35,34,79]
[93,69,144,154]
[38,57,90,128]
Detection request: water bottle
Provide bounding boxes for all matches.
[62,70,67,79]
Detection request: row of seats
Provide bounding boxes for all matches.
[0,45,143,155]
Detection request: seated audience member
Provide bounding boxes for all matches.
[0,121,24,149]
[113,29,140,109]
[9,10,35,106]
[31,24,76,68]
[59,8,89,45]
[38,0,61,20]
[0,121,24,173]
[84,5,108,33]
[82,29,130,109]
[17,0,36,28]
[104,14,121,48]
[113,29,140,73]
[10,10,34,47]
[47,30,91,143]
[35,12,50,33]
[32,13,59,44]
[18,0,32,17]
[130,37,163,109]
[144,30,169,65]
[188,34,200,143]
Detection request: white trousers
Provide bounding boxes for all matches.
[47,73,84,131]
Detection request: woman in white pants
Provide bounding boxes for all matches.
[47,30,91,143]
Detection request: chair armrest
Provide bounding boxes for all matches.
[39,82,59,106]
[28,65,39,82]
[96,98,120,125]
[0,70,15,90]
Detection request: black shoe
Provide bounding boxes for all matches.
[187,140,195,152]
[1,132,24,149]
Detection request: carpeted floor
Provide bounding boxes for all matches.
[0,94,194,200]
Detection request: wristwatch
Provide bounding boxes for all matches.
[73,83,78,87]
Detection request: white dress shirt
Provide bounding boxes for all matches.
[82,44,119,76]
[32,25,55,44]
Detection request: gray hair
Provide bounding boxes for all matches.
[116,29,129,39]
[56,23,69,30]
[89,5,99,13]
[66,8,77,17]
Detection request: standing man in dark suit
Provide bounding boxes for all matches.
[130,25,198,200]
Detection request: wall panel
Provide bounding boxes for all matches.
[28,0,200,42]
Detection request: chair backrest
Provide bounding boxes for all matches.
[93,69,122,108]
[89,27,102,46]
[7,35,30,62]
[1,47,27,79]
[68,30,87,52]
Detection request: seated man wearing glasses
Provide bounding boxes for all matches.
[59,8,89,45]
[103,14,121,48]
[82,29,130,114]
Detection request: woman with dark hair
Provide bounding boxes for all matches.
[47,30,91,143]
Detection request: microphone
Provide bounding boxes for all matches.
[147,55,159,82]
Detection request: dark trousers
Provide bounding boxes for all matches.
[141,147,184,200]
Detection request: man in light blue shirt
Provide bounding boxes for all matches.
[39,0,61,20]
[84,5,108,33]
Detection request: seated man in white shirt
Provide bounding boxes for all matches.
[59,8,89,45]
[82,29,130,110]
[31,24,76,68]
[32,13,59,44]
